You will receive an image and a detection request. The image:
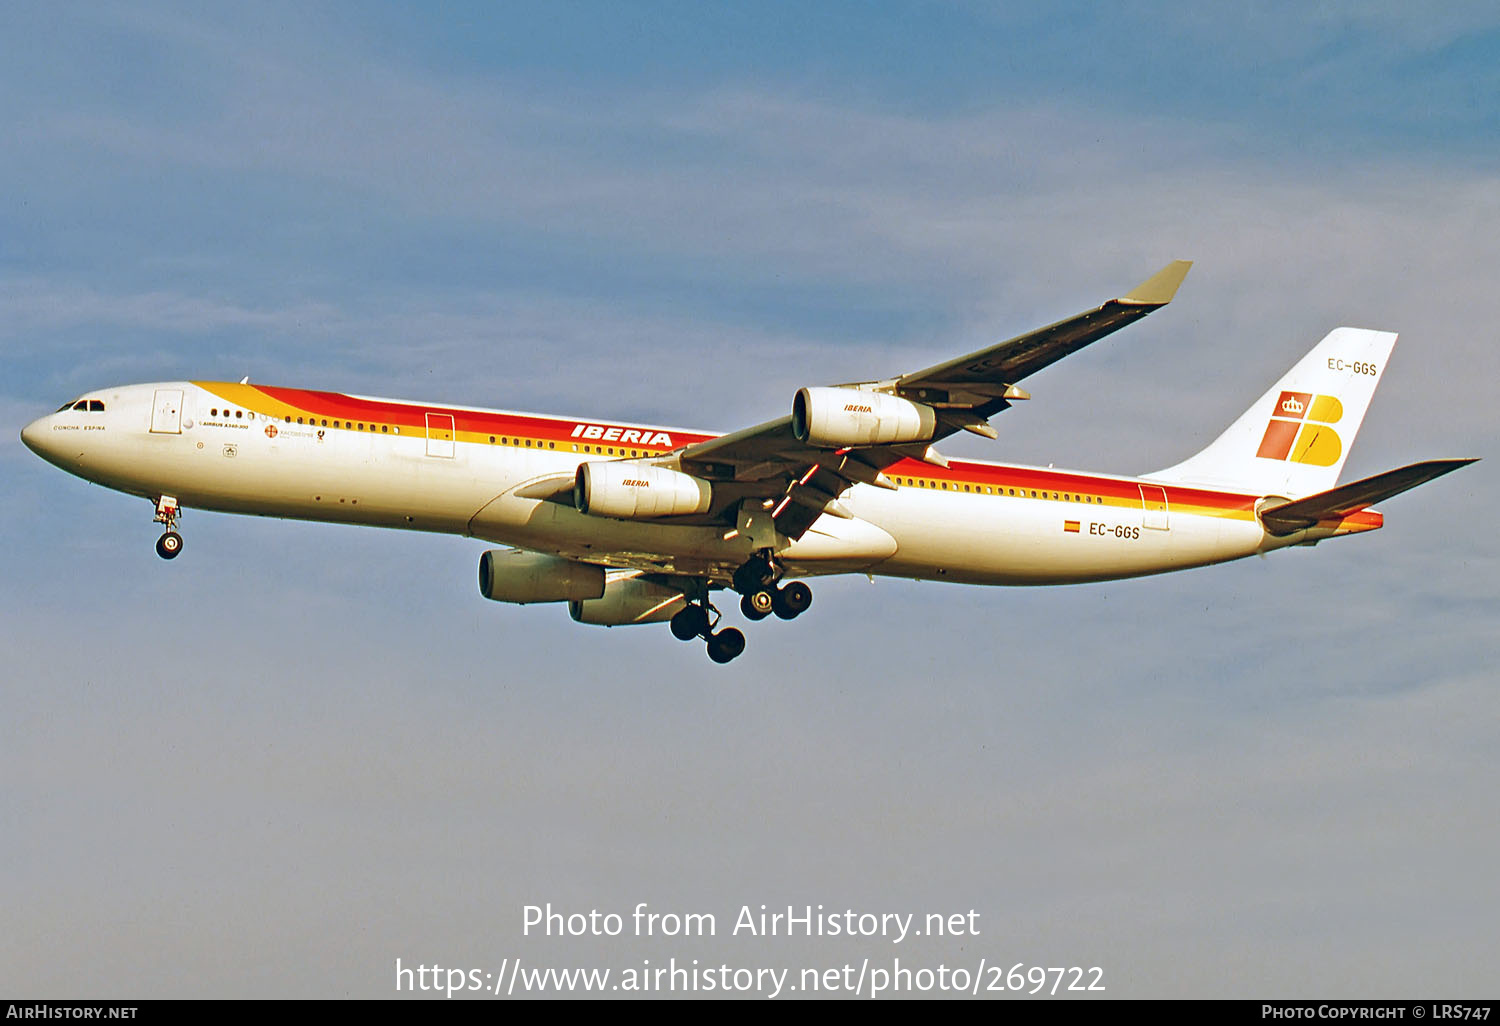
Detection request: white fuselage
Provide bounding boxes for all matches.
[21,381,1346,587]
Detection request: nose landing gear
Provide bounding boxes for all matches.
[153,496,183,560]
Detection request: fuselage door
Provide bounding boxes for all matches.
[1140,484,1170,530]
[426,412,456,458]
[150,389,184,434]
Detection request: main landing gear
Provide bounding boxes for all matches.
[153,496,183,560]
[739,581,812,622]
[732,548,812,624]
[669,549,814,663]
[669,599,747,664]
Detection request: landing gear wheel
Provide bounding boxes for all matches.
[156,531,183,560]
[670,604,711,641]
[772,581,812,619]
[706,628,746,664]
[741,590,774,621]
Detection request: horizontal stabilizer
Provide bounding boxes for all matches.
[1259,458,1476,535]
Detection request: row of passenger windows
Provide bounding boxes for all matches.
[572,443,647,457]
[58,399,105,412]
[893,476,1104,503]
[209,407,251,420]
[489,436,557,450]
[284,415,401,433]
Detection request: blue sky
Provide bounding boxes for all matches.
[2,1,1496,998]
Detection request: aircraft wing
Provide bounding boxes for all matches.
[892,259,1192,415]
[671,261,1192,537]
[1258,458,1477,535]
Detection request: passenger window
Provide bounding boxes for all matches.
[382,425,388,433]
[235,410,243,419]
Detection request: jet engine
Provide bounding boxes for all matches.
[478,549,606,604]
[569,575,689,626]
[791,387,937,447]
[573,461,712,519]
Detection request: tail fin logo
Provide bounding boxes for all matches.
[1256,391,1345,467]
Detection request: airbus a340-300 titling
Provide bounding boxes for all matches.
[22,262,1474,662]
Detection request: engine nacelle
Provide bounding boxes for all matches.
[569,576,689,626]
[574,461,712,519]
[478,549,605,604]
[791,387,937,447]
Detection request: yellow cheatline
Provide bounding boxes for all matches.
[196,382,306,422]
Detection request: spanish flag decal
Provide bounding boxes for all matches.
[1064,520,1081,533]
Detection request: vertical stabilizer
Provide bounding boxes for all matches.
[1148,327,1397,498]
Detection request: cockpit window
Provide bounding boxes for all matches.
[88,400,105,412]
[58,398,106,412]
[72,400,88,411]
[57,401,76,412]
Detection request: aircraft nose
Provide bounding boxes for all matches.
[20,414,66,466]
[20,415,46,455]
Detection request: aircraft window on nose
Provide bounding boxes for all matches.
[89,400,105,411]
[72,400,88,411]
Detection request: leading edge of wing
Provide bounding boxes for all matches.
[895,259,1192,401]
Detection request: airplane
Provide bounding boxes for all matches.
[20,261,1474,663]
